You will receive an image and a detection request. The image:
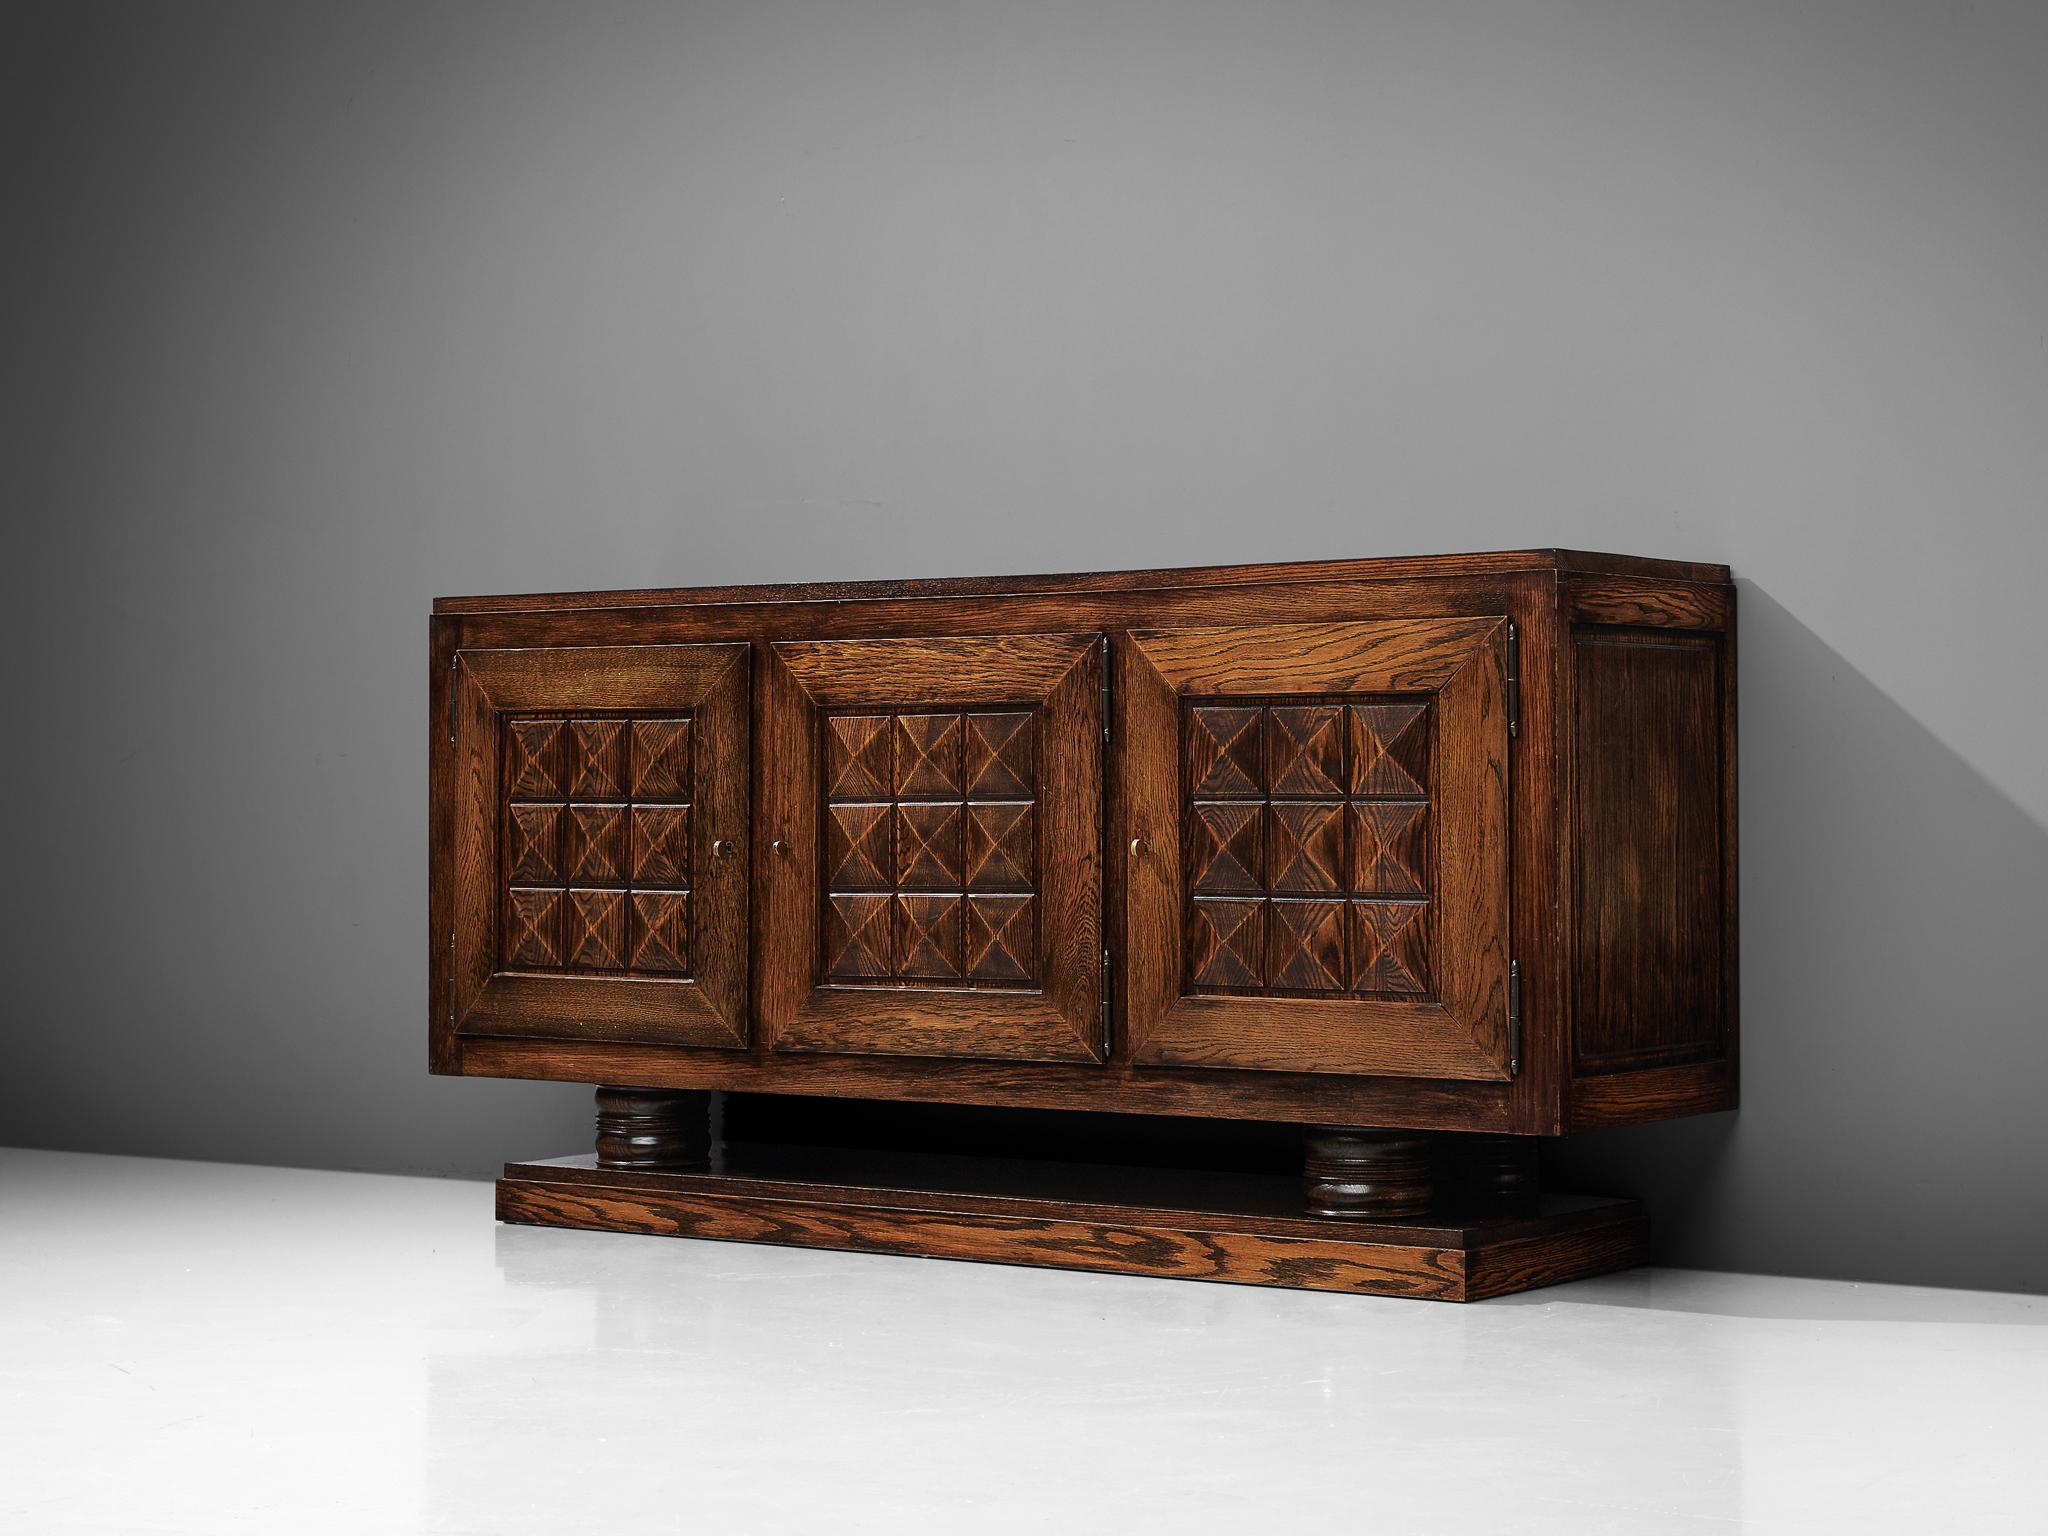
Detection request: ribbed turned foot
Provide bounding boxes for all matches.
[594,1087,711,1171]
[1303,1127,1434,1219]
[1458,1133,1539,1208]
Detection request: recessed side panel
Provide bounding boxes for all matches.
[1570,628,1727,1074]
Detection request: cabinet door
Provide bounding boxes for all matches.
[759,633,1104,1063]
[1123,618,1512,1079]
[448,644,750,1047]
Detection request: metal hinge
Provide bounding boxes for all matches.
[1101,948,1113,1050]
[447,656,458,743]
[1100,634,1112,741]
[1505,622,1520,739]
[1507,958,1522,1074]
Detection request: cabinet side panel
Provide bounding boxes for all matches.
[1570,628,1726,1074]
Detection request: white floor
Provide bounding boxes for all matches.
[2,1150,2043,1535]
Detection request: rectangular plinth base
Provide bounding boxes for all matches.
[497,1145,1647,1302]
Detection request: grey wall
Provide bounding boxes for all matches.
[4,0,2044,1292]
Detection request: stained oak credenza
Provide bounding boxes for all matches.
[430,549,1735,1300]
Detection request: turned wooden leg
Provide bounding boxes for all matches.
[594,1087,711,1172]
[1459,1133,1539,1207]
[1303,1127,1434,1219]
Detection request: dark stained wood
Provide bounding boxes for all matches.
[1565,575,1733,630]
[1123,618,1512,1079]
[463,1033,1519,1128]
[428,551,1738,1180]
[594,1086,710,1171]
[435,548,1730,616]
[496,1147,1648,1302]
[1454,1133,1540,1207]
[447,643,751,1047]
[1302,1128,1435,1218]
[1569,628,1726,1074]
[1566,1058,1737,1128]
[757,633,1103,1062]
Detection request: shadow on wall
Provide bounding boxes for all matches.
[1549,583,2048,1295]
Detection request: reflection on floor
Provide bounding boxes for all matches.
[3,1147,2042,1534]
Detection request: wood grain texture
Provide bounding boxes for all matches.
[1569,630,1725,1073]
[758,633,1103,1063]
[594,1086,710,1171]
[1565,576,1733,630]
[436,548,1729,615]
[1302,1128,1435,1218]
[496,1151,1646,1301]
[1565,1057,1737,1128]
[1130,617,1504,695]
[431,552,1737,1143]
[449,644,750,1047]
[464,1033,1519,1128]
[1123,617,1511,1079]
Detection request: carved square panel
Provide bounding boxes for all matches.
[1268,706,1345,796]
[825,714,891,802]
[1188,897,1265,990]
[966,895,1035,984]
[894,714,963,799]
[630,718,694,800]
[629,805,691,888]
[825,893,892,980]
[1350,703,1430,797]
[895,801,964,890]
[564,804,627,885]
[565,888,626,969]
[1190,802,1265,894]
[1186,706,1263,798]
[826,802,892,891]
[1349,800,1429,896]
[964,711,1034,800]
[1267,801,1344,894]
[816,705,1043,990]
[1181,696,1437,1001]
[1129,620,1508,1077]
[506,804,562,885]
[507,719,564,800]
[895,894,963,980]
[456,640,747,1050]
[505,887,563,969]
[629,890,691,973]
[1351,900,1429,995]
[1270,899,1347,992]
[497,708,708,975]
[965,801,1034,892]
[566,719,627,799]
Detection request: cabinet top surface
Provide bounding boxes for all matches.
[434,548,1732,617]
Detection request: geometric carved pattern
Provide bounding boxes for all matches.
[502,713,693,976]
[1184,698,1433,997]
[823,708,1038,987]
[1351,900,1429,995]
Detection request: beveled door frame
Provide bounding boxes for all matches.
[450,643,751,1047]
[1122,617,1513,1080]
[758,632,1104,1063]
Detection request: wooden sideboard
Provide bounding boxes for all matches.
[431,549,1735,1300]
